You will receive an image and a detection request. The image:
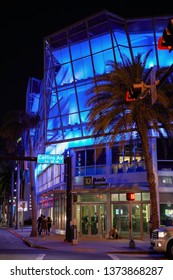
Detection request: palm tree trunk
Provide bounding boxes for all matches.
[139,130,160,230]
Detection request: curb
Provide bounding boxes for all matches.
[106,250,156,255]
[6,228,49,250]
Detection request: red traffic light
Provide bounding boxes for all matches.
[158,36,172,50]
[158,19,173,52]
[126,192,135,201]
[126,91,135,102]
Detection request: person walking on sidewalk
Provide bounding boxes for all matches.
[40,215,47,239]
[37,214,43,235]
[47,217,52,235]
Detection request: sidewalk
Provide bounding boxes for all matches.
[2,226,153,255]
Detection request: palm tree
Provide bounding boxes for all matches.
[0,110,40,236]
[0,137,18,227]
[0,160,13,225]
[86,50,173,231]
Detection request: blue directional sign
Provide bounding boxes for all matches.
[37,154,64,164]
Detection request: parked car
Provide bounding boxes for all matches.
[151,226,173,259]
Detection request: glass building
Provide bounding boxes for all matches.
[25,10,173,239]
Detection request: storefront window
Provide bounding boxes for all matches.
[96,148,106,165]
[75,148,106,176]
[135,193,141,201]
[86,149,94,166]
[112,143,144,164]
[76,151,85,167]
[111,193,144,201]
[111,194,118,201]
[157,138,173,170]
[160,204,173,226]
[119,193,127,201]
[142,193,150,201]
[80,194,107,202]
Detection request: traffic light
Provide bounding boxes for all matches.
[126,90,136,102]
[126,82,148,101]
[158,19,173,52]
[126,192,135,201]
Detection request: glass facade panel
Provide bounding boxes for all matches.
[119,193,127,201]
[113,30,128,47]
[142,193,150,201]
[53,47,71,64]
[76,151,85,167]
[86,149,94,165]
[96,148,106,165]
[76,84,91,111]
[135,193,141,201]
[111,194,118,201]
[160,204,173,226]
[80,194,107,202]
[70,39,90,60]
[73,57,94,80]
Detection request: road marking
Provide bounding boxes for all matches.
[36,254,46,260]
[108,254,120,260]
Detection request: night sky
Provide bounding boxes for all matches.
[0,1,172,123]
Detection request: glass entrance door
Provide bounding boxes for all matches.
[111,203,148,239]
[112,204,129,238]
[81,204,106,236]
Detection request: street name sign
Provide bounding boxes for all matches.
[37,154,64,164]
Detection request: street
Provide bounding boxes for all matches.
[0,228,168,260]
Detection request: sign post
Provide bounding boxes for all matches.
[126,192,136,248]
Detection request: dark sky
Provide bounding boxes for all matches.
[0,1,172,123]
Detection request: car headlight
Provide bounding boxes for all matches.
[158,231,167,238]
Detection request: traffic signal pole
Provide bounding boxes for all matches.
[64,156,72,242]
[0,155,37,161]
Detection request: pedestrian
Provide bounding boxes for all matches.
[37,214,43,235]
[40,215,47,239]
[47,217,52,235]
[108,226,118,239]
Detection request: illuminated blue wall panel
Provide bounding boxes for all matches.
[42,11,173,149]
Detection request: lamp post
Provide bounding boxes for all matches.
[15,160,20,229]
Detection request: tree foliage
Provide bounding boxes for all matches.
[0,110,40,236]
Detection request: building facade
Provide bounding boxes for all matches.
[25,10,173,239]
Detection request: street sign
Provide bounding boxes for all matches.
[93,177,109,188]
[83,176,92,186]
[37,154,64,164]
[18,201,28,212]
